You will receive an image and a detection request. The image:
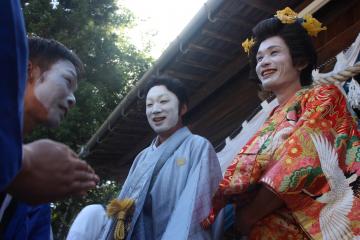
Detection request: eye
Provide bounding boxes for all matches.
[256,56,263,63]
[160,99,169,104]
[146,103,153,108]
[271,50,279,56]
[65,78,72,88]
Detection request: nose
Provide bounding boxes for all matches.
[152,103,162,114]
[260,55,271,67]
[67,93,76,109]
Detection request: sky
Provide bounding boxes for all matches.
[119,0,207,59]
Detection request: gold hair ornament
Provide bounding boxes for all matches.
[274,7,298,24]
[241,7,327,54]
[275,7,327,36]
[301,14,327,37]
[242,37,255,56]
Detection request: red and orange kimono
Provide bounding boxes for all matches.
[203,84,360,239]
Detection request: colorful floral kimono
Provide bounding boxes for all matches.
[203,84,360,239]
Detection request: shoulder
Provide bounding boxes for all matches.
[301,84,344,97]
[186,133,212,147]
[131,146,152,168]
[297,84,346,106]
[184,133,217,159]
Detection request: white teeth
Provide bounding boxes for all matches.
[262,69,276,77]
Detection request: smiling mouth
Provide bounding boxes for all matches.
[261,69,277,78]
[58,105,68,116]
[153,117,166,123]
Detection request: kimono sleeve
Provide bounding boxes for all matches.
[259,85,360,210]
[162,137,222,240]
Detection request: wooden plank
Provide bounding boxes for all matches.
[188,43,233,60]
[119,134,154,168]
[165,69,207,82]
[176,58,221,72]
[240,0,277,14]
[225,18,252,29]
[298,0,331,17]
[188,53,249,110]
[202,29,241,45]
[216,15,254,29]
[317,18,360,63]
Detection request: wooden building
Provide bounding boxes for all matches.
[80,0,360,181]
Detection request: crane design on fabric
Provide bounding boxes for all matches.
[310,134,359,240]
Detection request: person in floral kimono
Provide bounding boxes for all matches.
[202,7,360,240]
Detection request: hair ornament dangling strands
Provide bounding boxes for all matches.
[242,37,255,56]
[241,7,327,54]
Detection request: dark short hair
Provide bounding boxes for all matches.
[249,18,317,86]
[28,37,84,78]
[145,76,189,109]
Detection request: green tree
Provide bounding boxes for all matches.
[21,0,153,238]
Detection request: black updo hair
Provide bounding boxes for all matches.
[249,17,317,86]
[145,76,189,111]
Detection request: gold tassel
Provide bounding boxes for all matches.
[106,198,135,240]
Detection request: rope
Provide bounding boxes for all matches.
[314,61,360,85]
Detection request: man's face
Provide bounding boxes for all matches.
[255,36,301,91]
[146,85,181,136]
[33,59,78,127]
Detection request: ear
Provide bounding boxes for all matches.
[27,61,34,83]
[180,103,188,117]
[27,61,42,84]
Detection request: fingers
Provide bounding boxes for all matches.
[68,178,98,196]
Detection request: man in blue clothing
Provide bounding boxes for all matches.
[0,0,99,238]
[0,0,28,195]
[4,36,87,239]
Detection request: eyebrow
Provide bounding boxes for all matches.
[147,93,170,100]
[257,45,282,56]
[64,68,77,79]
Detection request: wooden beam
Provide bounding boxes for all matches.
[317,18,360,64]
[188,43,233,60]
[188,53,249,110]
[165,69,207,82]
[240,0,277,14]
[112,125,150,134]
[298,0,331,17]
[176,58,221,72]
[202,29,241,45]
[107,131,147,138]
[223,16,254,29]
[118,134,154,168]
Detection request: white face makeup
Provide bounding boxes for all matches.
[255,36,301,92]
[34,59,77,127]
[146,85,180,136]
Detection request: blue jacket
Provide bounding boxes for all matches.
[0,0,28,191]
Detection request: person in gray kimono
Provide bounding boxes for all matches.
[67,76,223,240]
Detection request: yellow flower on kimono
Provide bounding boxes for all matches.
[274,7,298,24]
[288,143,303,159]
[302,14,327,37]
[242,37,255,55]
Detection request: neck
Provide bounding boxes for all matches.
[157,123,183,145]
[23,88,48,135]
[273,81,302,105]
[23,102,38,135]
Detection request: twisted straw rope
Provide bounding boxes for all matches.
[314,61,360,85]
